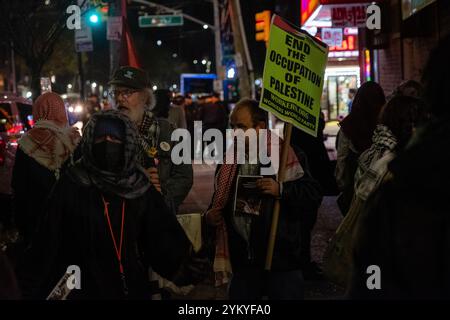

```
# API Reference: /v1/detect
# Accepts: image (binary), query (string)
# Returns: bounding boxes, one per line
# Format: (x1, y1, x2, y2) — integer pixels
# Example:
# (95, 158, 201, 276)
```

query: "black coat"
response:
(206, 147, 323, 273)
(16, 172, 191, 299)
(11, 148, 57, 246)
(349, 115, 450, 299)
(291, 119, 338, 196)
(0, 252, 20, 299)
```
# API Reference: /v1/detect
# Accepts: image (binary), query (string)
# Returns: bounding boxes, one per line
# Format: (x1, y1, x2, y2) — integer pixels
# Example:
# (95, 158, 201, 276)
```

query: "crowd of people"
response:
(326, 35, 450, 298)
(1, 34, 450, 300)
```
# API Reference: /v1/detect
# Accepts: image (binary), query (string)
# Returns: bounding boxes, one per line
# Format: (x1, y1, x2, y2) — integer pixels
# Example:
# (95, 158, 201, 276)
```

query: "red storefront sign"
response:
(329, 34, 356, 51)
(315, 34, 358, 51)
(301, 0, 375, 26)
(331, 5, 368, 27)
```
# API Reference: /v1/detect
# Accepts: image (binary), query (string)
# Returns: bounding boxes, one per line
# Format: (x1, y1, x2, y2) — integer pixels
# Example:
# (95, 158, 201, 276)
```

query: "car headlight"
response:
(68, 106, 74, 113)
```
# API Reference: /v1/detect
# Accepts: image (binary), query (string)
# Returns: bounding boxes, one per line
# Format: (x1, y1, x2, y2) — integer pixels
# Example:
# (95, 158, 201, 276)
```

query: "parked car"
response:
(0, 93, 33, 196)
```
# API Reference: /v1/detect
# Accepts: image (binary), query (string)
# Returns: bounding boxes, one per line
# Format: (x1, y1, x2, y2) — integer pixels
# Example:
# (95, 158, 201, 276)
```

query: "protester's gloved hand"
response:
(186, 255, 211, 284)
(171, 251, 212, 287)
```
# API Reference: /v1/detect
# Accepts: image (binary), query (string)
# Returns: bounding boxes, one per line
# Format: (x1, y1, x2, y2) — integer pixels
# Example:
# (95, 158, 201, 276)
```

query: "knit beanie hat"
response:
(94, 117, 126, 141)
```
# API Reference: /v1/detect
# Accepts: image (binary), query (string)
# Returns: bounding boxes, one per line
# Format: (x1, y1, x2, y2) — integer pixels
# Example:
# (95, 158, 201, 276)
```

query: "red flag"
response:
(119, 0, 141, 68)
(120, 19, 141, 68)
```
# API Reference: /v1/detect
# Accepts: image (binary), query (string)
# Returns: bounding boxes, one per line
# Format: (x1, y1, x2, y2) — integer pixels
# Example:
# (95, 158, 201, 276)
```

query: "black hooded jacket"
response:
(17, 111, 191, 299)
(349, 115, 450, 299)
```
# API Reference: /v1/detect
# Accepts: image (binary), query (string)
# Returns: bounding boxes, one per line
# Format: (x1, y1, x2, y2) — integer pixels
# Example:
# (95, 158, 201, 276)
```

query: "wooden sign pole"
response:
(265, 122, 293, 270)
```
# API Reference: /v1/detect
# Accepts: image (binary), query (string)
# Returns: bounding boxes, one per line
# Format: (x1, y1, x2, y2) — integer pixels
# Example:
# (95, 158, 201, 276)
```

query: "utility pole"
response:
(234, 0, 254, 98)
(10, 41, 17, 94)
(229, 0, 252, 98)
(78, 52, 85, 99)
(213, 0, 224, 90)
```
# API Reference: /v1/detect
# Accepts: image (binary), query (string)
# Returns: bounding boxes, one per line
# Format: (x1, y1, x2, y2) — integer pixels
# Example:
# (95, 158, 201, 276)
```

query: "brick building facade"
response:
(372, 0, 450, 95)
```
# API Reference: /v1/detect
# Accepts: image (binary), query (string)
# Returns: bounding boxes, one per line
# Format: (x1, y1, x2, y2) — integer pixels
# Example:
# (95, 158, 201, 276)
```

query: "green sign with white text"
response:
(139, 15, 184, 28)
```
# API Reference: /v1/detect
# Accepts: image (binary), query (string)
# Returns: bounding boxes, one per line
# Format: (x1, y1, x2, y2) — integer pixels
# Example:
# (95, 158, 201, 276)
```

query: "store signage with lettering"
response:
(321, 28, 343, 47)
(329, 34, 356, 51)
(331, 5, 368, 27)
(316, 34, 357, 52)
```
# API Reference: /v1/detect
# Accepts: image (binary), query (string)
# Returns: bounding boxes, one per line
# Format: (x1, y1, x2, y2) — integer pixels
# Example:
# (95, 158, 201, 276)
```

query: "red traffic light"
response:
(255, 10, 271, 42)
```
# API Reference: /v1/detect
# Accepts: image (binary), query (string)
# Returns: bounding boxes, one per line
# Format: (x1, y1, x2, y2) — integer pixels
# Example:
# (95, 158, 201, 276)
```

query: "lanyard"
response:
(101, 195, 128, 295)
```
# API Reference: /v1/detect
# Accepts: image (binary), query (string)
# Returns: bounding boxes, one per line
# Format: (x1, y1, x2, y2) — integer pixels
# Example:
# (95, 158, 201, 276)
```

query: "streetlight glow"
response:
(156, 40, 162, 46)
(203, 24, 208, 30)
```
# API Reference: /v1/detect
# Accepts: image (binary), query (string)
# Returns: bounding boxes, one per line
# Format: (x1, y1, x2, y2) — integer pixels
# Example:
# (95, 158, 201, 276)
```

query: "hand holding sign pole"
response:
(259, 15, 328, 271)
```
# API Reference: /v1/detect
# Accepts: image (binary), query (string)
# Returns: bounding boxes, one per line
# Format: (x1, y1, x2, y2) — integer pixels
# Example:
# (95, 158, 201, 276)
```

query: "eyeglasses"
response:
(108, 89, 139, 100)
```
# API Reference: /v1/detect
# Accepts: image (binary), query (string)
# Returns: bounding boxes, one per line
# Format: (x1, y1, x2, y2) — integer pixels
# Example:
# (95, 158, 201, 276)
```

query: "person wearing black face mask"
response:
(16, 110, 194, 299)
(92, 137, 124, 173)
(91, 118, 126, 173)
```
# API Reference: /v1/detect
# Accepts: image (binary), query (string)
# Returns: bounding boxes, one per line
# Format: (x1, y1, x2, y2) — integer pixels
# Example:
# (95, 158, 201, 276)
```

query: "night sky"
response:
(84, 0, 296, 90)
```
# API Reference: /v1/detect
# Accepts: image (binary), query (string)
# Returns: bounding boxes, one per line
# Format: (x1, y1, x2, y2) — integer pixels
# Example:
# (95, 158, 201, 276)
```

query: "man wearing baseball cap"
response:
(109, 66, 193, 212)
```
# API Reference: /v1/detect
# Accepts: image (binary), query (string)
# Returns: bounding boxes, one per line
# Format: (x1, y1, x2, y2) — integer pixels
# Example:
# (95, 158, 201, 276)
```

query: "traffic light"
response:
(255, 10, 271, 43)
(86, 0, 109, 26)
(88, 10, 100, 24)
(223, 79, 239, 102)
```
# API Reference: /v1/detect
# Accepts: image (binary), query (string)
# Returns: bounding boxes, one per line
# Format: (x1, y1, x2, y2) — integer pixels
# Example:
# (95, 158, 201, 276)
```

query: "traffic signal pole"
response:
(213, 0, 224, 87)
(234, 0, 255, 99)
(131, 0, 224, 90)
(229, 0, 252, 99)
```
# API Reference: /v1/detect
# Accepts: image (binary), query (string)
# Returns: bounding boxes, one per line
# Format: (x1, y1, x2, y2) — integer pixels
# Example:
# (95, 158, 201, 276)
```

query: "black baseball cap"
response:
(108, 66, 150, 89)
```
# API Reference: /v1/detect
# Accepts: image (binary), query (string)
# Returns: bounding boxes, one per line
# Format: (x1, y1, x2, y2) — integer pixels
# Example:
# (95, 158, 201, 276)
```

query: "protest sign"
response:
(260, 15, 328, 137)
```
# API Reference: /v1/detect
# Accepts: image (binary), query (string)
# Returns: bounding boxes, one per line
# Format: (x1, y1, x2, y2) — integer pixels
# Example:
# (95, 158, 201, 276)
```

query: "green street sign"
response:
(139, 15, 184, 27)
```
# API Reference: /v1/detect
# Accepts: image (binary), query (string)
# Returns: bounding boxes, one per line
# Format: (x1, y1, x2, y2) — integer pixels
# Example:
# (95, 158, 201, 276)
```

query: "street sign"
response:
(107, 16, 123, 41)
(138, 15, 184, 28)
(75, 19, 93, 52)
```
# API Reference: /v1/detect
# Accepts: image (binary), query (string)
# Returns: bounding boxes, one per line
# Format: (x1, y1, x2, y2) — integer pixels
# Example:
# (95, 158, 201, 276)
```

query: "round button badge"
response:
(160, 141, 171, 152)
